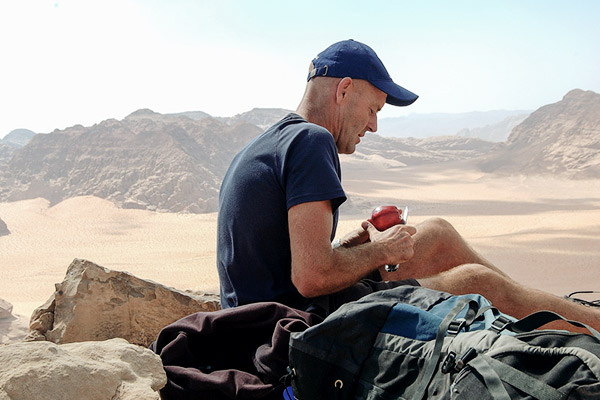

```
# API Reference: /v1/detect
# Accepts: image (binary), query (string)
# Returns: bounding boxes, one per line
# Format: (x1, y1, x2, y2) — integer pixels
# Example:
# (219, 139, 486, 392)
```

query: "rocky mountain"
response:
(0, 142, 14, 167)
(0, 109, 262, 212)
(0, 129, 37, 167)
(2, 128, 36, 147)
(223, 108, 291, 129)
(478, 89, 600, 178)
(350, 134, 497, 166)
(456, 113, 530, 142)
(378, 110, 531, 139)
(167, 110, 212, 120)
(169, 108, 291, 130)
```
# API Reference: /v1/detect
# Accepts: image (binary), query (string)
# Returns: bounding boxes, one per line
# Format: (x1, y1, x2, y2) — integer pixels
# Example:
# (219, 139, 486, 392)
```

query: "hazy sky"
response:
(1, 0, 599, 138)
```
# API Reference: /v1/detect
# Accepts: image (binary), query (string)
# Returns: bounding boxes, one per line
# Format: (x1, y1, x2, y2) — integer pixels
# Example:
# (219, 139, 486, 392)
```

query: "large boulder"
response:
(27, 258, 220, 346)
(0, 298, 29, 344)
(0, 338, 166, 399)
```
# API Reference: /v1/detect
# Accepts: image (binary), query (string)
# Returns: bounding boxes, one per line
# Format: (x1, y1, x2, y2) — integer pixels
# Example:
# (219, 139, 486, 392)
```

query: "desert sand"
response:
(1, 162, 599, 318)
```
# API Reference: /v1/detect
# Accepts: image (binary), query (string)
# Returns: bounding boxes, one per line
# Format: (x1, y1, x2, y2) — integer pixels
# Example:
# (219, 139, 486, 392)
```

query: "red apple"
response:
(368, 205, 404, 231)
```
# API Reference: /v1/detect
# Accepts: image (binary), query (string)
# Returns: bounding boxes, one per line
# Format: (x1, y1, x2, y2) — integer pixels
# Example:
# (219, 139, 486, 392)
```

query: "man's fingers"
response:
(362, 220, 416, 237)
(362, 220, 377, 233)
(341, 225, 370, 247)
(403, 225, 417, 236)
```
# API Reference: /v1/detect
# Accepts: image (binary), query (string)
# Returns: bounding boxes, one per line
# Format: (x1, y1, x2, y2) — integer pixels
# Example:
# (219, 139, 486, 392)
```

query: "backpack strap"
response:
(505, 310, 600, 339)
(468, 354, 568, 400)
(410, 298, 480, 399)
(467, 356, 512, 400)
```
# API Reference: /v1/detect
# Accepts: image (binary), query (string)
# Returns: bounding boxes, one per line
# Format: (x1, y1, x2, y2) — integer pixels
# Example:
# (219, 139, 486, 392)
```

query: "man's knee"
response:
(419, 217, 453, 232)
(415, 217, 466, 257)
(417, 217, 460, 241)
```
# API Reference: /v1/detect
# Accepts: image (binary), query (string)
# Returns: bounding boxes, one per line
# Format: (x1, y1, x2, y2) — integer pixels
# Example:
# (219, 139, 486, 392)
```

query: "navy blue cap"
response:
(307, 39, 418, 107)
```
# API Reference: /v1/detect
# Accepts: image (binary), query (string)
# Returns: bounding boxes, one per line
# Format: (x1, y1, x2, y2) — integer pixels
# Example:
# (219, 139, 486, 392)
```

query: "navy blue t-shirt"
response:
(217, 113, 347, 309)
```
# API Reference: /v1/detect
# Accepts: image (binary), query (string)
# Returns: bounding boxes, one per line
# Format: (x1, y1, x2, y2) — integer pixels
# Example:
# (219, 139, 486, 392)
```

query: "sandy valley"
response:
(1, 163, 599, 318)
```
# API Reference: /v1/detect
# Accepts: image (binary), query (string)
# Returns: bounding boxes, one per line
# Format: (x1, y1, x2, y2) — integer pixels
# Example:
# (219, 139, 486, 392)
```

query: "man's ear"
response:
(335, 77, 353, 104)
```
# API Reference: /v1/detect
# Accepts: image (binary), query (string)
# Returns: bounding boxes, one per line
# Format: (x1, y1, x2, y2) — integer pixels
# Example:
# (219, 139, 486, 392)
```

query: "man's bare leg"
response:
(419, 263, 600, 334)
(381, 217, 509, 281)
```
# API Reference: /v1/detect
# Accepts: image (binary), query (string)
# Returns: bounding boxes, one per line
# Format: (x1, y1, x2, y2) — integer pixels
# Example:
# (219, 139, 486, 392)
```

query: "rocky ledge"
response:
(0, 259, 221, 399)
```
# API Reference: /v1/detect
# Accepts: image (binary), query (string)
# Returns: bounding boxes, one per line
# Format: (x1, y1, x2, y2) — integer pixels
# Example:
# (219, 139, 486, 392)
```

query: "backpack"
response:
(287, 285, 600, 399)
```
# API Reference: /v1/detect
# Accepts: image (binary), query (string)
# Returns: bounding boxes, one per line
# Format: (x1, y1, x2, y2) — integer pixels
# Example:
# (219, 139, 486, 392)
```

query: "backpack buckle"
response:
(455, 348, 478, 371)
(491, 315, 512, 333)
(441, 351, 456, 374)
(447, 318, 468, 336)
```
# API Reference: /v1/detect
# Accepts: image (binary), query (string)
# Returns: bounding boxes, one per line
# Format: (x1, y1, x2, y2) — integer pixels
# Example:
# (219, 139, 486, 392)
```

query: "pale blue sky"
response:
(1, 0, 599, 137)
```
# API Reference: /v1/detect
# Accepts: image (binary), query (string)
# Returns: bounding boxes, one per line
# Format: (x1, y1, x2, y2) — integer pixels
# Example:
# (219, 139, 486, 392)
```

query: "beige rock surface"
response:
(0, 299, 29, 344)
(27, 258, 220, 346)
(0, 338, 166, 400)
(0, 298, 12, 319)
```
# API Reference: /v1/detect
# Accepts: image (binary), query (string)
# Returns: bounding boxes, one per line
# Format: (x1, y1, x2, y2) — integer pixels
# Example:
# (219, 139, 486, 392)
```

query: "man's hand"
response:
(289, 201, 418, 298)
(362, 220, 416, 266)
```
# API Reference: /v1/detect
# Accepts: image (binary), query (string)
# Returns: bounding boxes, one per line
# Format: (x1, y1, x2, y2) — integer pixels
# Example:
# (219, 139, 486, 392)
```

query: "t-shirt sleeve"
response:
(283, 127, 346, 211)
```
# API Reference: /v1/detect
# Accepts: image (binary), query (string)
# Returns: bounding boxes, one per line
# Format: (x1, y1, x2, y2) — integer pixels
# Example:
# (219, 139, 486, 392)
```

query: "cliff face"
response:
(0, 110, 262, 213)
(478, 89, 600, 178)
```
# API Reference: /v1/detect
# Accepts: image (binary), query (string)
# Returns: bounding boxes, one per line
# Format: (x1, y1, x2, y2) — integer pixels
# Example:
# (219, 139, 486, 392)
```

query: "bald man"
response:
(216, 40, 600, 333)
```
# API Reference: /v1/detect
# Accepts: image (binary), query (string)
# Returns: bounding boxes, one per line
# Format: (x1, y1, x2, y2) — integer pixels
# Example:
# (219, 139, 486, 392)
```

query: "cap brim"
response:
(372, 80, 418, 107)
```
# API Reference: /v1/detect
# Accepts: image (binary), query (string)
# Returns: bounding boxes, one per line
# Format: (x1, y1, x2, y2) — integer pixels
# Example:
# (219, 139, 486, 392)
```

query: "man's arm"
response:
(288, 200, 416, 298)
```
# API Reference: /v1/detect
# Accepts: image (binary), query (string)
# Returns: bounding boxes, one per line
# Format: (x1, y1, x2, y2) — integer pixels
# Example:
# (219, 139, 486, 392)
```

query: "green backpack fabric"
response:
(287, 285, 600, 400)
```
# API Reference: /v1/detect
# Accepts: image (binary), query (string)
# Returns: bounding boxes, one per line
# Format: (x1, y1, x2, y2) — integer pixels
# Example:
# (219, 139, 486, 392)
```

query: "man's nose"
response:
(367, 115, 378, 133)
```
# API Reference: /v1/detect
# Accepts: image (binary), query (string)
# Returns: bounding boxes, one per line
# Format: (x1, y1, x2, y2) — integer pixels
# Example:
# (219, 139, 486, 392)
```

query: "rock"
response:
(0, 217, 9, 237)
(27, 258, 220, 346)
(0, 298, 29, 344)
(0, 338, 166, 399)
(0, 299, 29, 344)
(0, 298, 12, 319)
(0, 315, 28, 344)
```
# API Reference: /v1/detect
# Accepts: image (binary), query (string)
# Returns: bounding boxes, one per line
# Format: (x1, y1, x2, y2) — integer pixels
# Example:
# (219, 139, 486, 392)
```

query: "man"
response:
(217, 39, 600, 332)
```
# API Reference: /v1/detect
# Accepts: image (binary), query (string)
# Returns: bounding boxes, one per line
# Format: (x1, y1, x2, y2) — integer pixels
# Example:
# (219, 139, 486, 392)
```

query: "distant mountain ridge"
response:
(456, 113, 530, 142)
(378, 110, 531, 140)
(168, 108, 291, 130)
(478, 89, 600, 178)
(0, 89, 597, 213)
(0, 129, 36, 168)
(0, 109, 262, 212)
(1, 129, 36, 147)
(348, 134, 496, 166)
(218, 108, 291, 129)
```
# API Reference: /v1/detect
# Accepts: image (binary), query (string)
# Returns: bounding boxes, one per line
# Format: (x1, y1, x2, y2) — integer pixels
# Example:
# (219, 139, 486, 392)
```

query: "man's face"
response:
(335, 80, 387, 155)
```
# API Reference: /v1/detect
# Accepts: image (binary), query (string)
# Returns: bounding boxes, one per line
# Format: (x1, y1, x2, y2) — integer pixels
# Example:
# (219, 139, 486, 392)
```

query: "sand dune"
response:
(1, 169, 599, 318)
(0, 197, 221, 317)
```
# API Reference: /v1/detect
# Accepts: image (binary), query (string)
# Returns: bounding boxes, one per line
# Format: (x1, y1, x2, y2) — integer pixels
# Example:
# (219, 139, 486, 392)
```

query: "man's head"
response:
(297, 40, 417, 154)
(307, 39, 418, 107)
